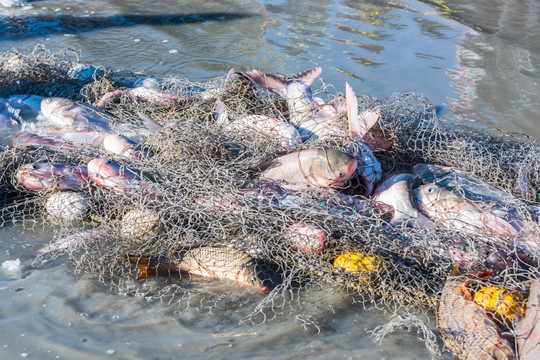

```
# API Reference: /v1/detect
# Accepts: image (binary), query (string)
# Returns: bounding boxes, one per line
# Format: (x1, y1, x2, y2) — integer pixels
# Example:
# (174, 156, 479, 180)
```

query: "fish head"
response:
(413, 184, 443, 213)
(15, 162, 87, 191)
(41, 97, 72, 118)
(16, 163, 56, 191)
(314, 148, 357, 188)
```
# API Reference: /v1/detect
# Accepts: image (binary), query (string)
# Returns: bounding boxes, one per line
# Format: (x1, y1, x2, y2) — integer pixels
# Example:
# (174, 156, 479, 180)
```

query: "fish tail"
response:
(290, 67, 322, 86)
(242, 70, 290, 93)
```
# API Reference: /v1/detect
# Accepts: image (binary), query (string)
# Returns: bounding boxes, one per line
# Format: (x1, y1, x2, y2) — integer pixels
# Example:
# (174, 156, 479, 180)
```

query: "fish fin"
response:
(138, 112, 163, 132)
(346, 82, 360, 138)
(450, 264, 461, 276)
(290, 67, 322, 87)
(252, 159, 280, 173)
(476, 270, 493, 280)
(123, 254, 157, 280)
(213, 99, 229, 124)
(242, 70, 290, 93)
(223, 68, 236, 89)
(461, 286, 473, 300)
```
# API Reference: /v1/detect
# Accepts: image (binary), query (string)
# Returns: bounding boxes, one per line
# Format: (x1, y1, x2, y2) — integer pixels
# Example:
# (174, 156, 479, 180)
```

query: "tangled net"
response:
(1, 46, 538, 359)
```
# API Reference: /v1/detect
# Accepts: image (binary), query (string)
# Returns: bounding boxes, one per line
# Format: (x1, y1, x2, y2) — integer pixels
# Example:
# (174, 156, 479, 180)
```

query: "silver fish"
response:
(41, 97, 114, 132)
(257, 147, 358, 191)
(213, 99, 302, 149)
(372, 173, 436, 229)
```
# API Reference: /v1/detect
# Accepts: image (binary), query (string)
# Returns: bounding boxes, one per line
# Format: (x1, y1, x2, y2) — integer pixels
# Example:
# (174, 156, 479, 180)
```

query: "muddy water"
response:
(0, 0, 538, 359)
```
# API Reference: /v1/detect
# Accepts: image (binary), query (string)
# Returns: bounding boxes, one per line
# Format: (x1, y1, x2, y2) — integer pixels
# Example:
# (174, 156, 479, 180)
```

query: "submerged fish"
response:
(40, 97, 114, 132)
(125, 246, 272, 293)
(35, 227, 111, 263)
(437, 269, 515, 360)
(516, 280, 540, 360)
(372, 173, 436, 229)
(257, 147, 357, 190)
(16, 162, 89, 192)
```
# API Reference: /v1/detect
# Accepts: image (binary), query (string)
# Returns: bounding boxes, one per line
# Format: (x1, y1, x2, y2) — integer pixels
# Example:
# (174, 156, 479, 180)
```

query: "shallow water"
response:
(0, 0, 539, 359)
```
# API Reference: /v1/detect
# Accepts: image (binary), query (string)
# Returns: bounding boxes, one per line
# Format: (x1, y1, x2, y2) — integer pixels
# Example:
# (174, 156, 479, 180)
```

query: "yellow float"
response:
(473, 286, 526, 327)
(333, 252, 384, 282)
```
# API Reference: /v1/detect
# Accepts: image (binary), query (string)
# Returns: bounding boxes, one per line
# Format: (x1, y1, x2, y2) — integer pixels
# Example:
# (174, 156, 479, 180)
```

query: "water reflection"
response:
(441, 0, 540, 136)
(0, 12, 255, 40)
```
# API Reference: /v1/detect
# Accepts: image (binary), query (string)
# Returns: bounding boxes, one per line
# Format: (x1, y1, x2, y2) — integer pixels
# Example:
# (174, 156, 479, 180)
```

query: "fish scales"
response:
(437, 277, 515, 360)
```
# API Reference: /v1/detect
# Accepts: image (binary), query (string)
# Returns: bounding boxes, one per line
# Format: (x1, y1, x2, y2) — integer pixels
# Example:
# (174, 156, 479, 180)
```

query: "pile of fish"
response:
(1, 58, 539, 360)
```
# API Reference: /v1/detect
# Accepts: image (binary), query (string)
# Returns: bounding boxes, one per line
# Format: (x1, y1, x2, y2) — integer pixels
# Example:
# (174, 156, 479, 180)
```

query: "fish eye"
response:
(106, 160, 113, 164)
(338, 172, 344, 177)
(46, 98, 51, 103)
(32, 164, 38, 170)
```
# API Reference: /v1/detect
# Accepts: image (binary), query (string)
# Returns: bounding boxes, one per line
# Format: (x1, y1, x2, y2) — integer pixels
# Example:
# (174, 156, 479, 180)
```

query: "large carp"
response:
(125, 246, 272, 293)
(16, 162, 89, 192)
(40, 97, 114, 132)
(256, 147, 357, 191)
(437, 269, 515, 360)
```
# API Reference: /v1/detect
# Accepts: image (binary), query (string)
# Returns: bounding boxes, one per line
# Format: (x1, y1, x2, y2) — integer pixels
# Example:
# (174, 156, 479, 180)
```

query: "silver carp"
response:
(257, 147, 357, 191)
(372, 173, 436, 229)
(87, 158, 157, 196)
(213, 99, 302, 149)
(16, 162, 89, 192)
(242, 67, 346, 141)
(40, 97, 114, 132)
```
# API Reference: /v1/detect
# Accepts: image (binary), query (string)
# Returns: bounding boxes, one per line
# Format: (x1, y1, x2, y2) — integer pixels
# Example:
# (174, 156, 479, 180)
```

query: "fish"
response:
(242, 67, 347, 141)
(124, 246, 272, 294)
(40, 97, 114, 132)
(437, 268, 515, 360)
(15, 162, 89, 192)
(346, 83, 382, 196)
(372, 173, 437, 229)
(256, 147, 357, 191)
(412, 164, 525, 208)
(95, 87, 180, 108)
(87, 158, 156, 196)
(15, 129, 149, 160)
(516, 280, 540, 360)
(413, 183, 521, 237)
(13, 131, 80, 151)
(213, 99, 302, 149)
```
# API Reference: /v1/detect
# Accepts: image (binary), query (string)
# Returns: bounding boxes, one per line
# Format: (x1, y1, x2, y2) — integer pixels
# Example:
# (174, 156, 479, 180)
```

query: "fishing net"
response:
(0, 46, 538, 359)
